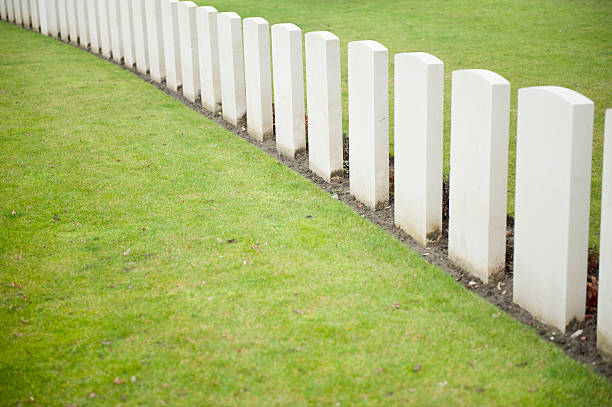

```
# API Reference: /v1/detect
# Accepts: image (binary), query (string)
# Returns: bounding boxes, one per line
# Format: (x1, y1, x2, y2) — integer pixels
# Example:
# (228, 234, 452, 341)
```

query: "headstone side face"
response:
(243, 17, 273, 139)
(196, 6, 220, 112)
(178, 1, 200, 102)
(447, 69, 510, 283)
(120, 0, 135, 67)
(97, 0, 111, 58)
(162, 0, 181, 91)
(305, 31, 343, 182)
(394, 52, 444, 245)
(513, 86, 593, 332)
(145, 0, 165, 82)
(108, 0, 123, 63)
(131, 0, 149, 74)
(217, 12, 246, 125)
(271, 23, 306, 158)
(348, 40, 389, 210)
(597, 109, 612, 358)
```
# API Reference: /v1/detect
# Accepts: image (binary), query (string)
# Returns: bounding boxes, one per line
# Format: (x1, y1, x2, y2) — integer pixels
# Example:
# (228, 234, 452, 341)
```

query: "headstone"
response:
(348, 40, 389, 210)
(57, 0, 69, 40)
(120, 0, 134, 67)
(97, 0, 111, 58)
(145, 0, 164, 82)
(44, 0, 59, 37)
(513, 86, 594, 332)
(178, 1, 199, 102)
(14, 0, 23, 26)
(271, 23, 306, 158)
(76, 0, 88, 48)
(21, 0, 30, 27)
(448, 69, 510, 283)
(243, 17, 272, 138)
(305, 31, 342, 182)
(162, 0, 181, 91)
(6, 0, 14, 23)
(394, 52, 444, 245)
(599, 109, 612, 358)
(86, 0, 99, 52)
(66, 0, 78, 44)
(0, 0, 6, 21)
(131, 0, 148, 74)
(38, 0, 48, 34)
(107, 0, 122, 63)
(217, 12, 246, 125)
(196, 5, 220, 112)
(29, 0, 39, 31)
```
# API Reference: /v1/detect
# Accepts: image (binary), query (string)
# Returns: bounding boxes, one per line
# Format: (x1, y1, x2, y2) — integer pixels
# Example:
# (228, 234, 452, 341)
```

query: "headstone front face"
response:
(38, 0, 48, 34)
(57, 0, 69, 40)
(15, 0, 24, 26)
(120, 0, 135, 67)
(0, 1, 6, 21)
(243, 16, 272, 138)
(29, 0, 39, 31)
(513, 86, 594, 333)
(162, 0, 181, 91)
(178, 1, 199, 102)
(66, 0, 78, 44)
(20, 0, 29, 27)
(107, 0, 122, 63)
(217, 12, 246, 125)
(76, 0, 89, 48)
(6, 0, 14, 23)
(305, 31, 343, 183)
(45, 0, 59, 37)
(348, 40, 389, 210)
(97, 0, 111, 58)
(448, 69, 510, 283)
(131, 0, 149, 74)
(145, 0, 164, 82)
(86, 0, 99, 52)
(271, 23, 306, 158)
(394, 52, 444, 245)
(196, 6, 220, 112)
(599, 109, 612, 358)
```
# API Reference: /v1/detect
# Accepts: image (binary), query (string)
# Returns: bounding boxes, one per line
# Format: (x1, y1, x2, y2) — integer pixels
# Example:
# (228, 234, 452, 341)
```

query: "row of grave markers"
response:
(2, 0, 611, 359)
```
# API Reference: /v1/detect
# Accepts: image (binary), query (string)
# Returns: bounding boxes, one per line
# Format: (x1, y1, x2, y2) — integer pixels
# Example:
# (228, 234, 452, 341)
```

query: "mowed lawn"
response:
(0, 20, 611, 407)
(201, 0, 612, 248)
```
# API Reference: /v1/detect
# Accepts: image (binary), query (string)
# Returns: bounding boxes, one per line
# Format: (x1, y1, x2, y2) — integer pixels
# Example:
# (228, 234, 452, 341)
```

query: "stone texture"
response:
(145, 0, 164, 82)
(348, 40, 389, 210)
(119, 0, 134, 67)
(217, 12, 246, 125)
(178, 1, 199, 102)
(76, 0, 89, 48)
(131, 0, 149, 74)
(162, 0, 181, 91)
(196, 6, 220, 112)
(66, 0, 78, 44)
(599, 108, 612, 358)
(394, 52, 444, 245)
(97, 0, 111, 57)
(513, 86, 594, 333)
(448, 69, 510, 283)
(271, 23, 306, 158)
(107, 0, 122, 63)
(305, 31, 342, 183)
(243, 17, 272, 140)
(86, 0, 99, 52)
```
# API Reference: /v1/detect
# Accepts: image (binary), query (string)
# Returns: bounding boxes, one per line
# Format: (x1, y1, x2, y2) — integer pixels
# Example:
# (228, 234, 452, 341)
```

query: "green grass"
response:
(1, 19, 611, 407)
(199, 0, 612, 248)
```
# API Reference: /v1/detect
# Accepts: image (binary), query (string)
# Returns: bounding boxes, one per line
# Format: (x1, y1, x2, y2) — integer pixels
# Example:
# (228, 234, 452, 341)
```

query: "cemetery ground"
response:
(1, 20, 612, 407)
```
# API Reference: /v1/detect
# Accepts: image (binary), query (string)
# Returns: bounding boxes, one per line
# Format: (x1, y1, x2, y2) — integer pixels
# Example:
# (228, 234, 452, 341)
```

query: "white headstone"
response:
(448, 69, 510, 283)
(243, 17, 272, 139)
(348, 40, 389, 210)
(131, 0, 148, 74)
(162, 0, 181, 91)
(145, 0, 164, 82)
(66, 0, 78, 44)
(305, 31, 343, 182)
(6, 0, 14, 23)
(44, 0, 59, 37)
(75, 0, 89, 48)
(599, 109, 612, 358)
(217, 12, 246, 125)
(0, 0, 6, 21)
(15, 0, 24, 26)
(178, 1, 199, 102)
(97, 0, 111, 58)
(271, 23, 306, 158)
(20, 0, 30, 27)
(57, 0, 69, 40)
(119, 0, 134, 67)
(513, 86, 594, 332)
(196, 6, 220, 112)
(38, 0, 48, 34)
(394, 52, 444, 245)
(29, 0, 39, 31)
(107, 0, 122, 63)
(86, 0, 99, 52)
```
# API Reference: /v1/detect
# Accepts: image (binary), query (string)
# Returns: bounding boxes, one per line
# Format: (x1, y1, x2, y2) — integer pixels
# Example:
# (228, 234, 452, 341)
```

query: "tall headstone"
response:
(29, 0, 39, 31)
(348, 40, 389, 210)
(131, 0, 149, 73)
(76, 0, 89, 48)
(97, 0, 111, 58)
(20, 0, 30, 27)
(196, 6, 220, 112)
(599, 109, 612, 358)
(44, 0, 59, 37)
(178, 1, 199, 102)
(57, 0, 69, 40)
(6, 0, 14, 23)
(162, 0, 181, 91)
(38, 0, 48, 34)
(120, 0, 134, 67)
(243, 17, 273, 140)
(0, 0, 6, 21)
(145, 0, 164, 82)
(394, 52, 444, 245)
(513, 86, 594, 332)
(271, 23, 306, 157)
(217, 12, 246, 125)
(448, 69, 510, 283)
(107, 0, 122, 62)
(305, 31, 342, 182)
(86, 0, 99, 52)
(66, 0, 78, 44)
(15, 0, 24, 26)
